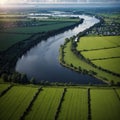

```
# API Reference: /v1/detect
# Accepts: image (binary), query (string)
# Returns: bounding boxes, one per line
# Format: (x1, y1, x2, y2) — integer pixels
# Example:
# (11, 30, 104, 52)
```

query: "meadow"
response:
(0, 84, 120, 120)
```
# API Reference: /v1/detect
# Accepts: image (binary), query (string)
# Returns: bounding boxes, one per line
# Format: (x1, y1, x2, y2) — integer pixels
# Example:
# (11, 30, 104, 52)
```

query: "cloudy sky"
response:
(0, 0, 120, 5)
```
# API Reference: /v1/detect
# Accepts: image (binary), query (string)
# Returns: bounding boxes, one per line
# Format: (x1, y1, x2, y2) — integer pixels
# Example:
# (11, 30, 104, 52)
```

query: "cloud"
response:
(2, 0, 120, 4)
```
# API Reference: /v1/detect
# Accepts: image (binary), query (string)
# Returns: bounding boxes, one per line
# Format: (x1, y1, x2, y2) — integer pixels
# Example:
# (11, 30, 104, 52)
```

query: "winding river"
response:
(16, 14, 105, 84)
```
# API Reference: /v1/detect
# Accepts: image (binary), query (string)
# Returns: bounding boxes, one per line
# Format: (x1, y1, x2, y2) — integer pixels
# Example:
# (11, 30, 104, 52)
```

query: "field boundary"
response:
(0, 84, 13, 97)
(20, 87, 42, 120)
(55, 87, 67, 120)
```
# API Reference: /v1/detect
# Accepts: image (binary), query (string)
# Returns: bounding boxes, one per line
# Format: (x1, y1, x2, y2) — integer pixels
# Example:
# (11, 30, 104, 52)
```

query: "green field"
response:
(93, 58, 120, 74)
(77, 36, 120, 51)
(0, 18, 78, 51)
(0, 86, 38, 120)
(4, 22, 76, 34)
(81, 47, 120, 60)
(91, 89, 120, 120)
(77, 36, 120, 75)
(58, 88, 88, 120)
(116, 89, 120, 97)
(61, 40, 120, 83)
(0, 84, 120, 120)
(0, 84, 10, 95)
(0, 33, 30, 51)
(25, 87, 63, 120)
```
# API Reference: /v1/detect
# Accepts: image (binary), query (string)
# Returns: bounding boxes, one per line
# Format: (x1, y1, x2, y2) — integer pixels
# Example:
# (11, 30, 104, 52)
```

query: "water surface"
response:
(16, 14, 105, 84)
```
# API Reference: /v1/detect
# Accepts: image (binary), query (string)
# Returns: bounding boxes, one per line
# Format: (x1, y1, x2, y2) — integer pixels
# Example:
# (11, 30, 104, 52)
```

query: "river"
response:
(15, 14, 105, 84)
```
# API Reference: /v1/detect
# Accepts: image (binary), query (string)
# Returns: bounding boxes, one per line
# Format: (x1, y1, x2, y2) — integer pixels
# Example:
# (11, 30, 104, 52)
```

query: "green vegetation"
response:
(91, 89, 120, 120)
(0, 84, 120, 120)
(0, 84, 10, 95)
(82, 48, 120, 60)
(0, 16, 79, 51)
(116, 89, 120, 97)
(93, 58, 120, 75)
(59, 39, 120, 84)
(0, 86, 38, 120)
(58, 88, 88, 120)
(77, 36, 120, 74)
(77, 36, 120, 51)
(25, 88, 63, 120)
(0, 33, 30, 51)
(5, 22, 76, 34)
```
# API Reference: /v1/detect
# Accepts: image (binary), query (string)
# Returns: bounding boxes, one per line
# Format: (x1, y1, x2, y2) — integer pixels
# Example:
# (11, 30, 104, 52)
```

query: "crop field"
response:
(25, 87, 64, 120)
(0, 33, 30, 51)
(58, 88, 88, 120)
(4, 22, 76, 34)
(81, 47, 120, 60)
(77, 36, 120, 51)
(93, 58, 120, 74)
(0, 86, 38, 120)
(116, 89, 120, 97)
(73, 36, 120, 81)
(0, 84, 120, 120)
(0, 84, 10, 95)
(0, 17, 78, 51)
(91, 89, 120, 120)
(62, 41, 120, 83)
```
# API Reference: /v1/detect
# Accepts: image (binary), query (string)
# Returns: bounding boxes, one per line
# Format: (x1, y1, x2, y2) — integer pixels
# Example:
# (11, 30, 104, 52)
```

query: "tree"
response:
(20, 74, 29, 84)
(1, 73, 8, 82)
(30, 77, 36, 84)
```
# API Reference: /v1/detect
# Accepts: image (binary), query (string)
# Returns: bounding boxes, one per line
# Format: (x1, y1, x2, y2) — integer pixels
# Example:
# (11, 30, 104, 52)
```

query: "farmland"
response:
(0, 86, 38, 120)
(0, 84, 120, 120)
(91, 89, 120, 120)
(0, 84, 10, 95)
(77, 36, 120, 75)
(60, 40, 120, 84)
(25, 88, 63, 120)
(58, 88, 88, 120)
(0, 14, 79, 51)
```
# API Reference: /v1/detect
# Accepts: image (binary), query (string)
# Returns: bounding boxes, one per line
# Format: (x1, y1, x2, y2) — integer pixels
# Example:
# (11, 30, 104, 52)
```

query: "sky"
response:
(0, 0, 120, 4)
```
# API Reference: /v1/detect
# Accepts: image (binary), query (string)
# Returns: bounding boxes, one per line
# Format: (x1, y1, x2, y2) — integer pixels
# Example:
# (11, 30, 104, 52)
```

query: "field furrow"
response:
(25, 87, 64, 120)
(58, 88, 88, 120)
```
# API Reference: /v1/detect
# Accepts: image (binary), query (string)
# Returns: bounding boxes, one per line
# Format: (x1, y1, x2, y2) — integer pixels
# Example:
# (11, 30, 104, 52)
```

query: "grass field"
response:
(0, 84, 10, 95)
(77, 36, 120, 51)
(58, 88, 88, 120)
(81, 47, 120, 60)
(91, 89, 120, 120)
(93, 58, 120, 74)
(77, 36, 120, 75)
(62, 41, 120, 83)
(0, 84, 120, 120)
(25, 87, 64, 120)
(0, 86, 38, 120)
(116, 89, 120, 97)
